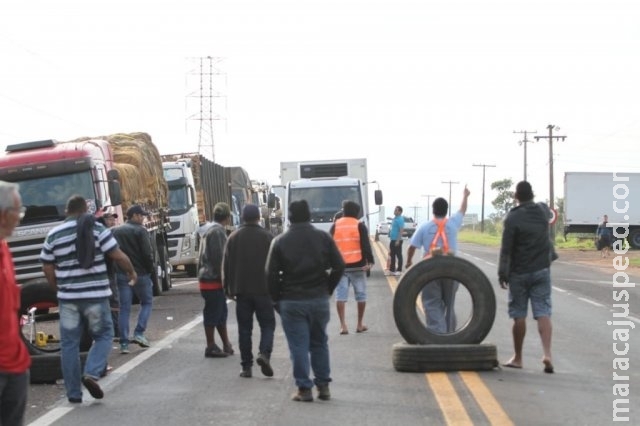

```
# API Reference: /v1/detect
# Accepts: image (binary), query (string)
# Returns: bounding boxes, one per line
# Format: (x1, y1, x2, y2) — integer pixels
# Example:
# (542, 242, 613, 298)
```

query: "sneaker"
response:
(81, 376, 104, 399)
(393, 271, 402, 276)
(384, 271, 393, 276)
(291, 387, 313, 402)
(204, 344, 228, 358)
(317, 384, 331, 401)
(239, 367, 252, 378)
(120, 343, 130, 354)
(68, 397, 82, 404)
(256, 353, 274, 377)
(133, 334, 150, 348)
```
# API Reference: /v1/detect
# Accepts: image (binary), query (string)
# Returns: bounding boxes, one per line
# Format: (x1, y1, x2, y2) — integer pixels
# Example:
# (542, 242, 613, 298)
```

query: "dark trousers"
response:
(389, 240, 404, 272)
(0, 370, 29, 426)
(235, 294, 276, 368)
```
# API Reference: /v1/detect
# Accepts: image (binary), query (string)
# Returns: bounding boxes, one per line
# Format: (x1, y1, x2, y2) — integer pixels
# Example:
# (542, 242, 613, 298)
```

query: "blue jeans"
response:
(117, 272, 153, 344)
(59, 298, 113, 400)
(236, 294, 276, 368)
(278, 296, 332, 389)
(508, 268, 552, 319)
(335, 270, 367, 302)
(421, 279, 459, 334)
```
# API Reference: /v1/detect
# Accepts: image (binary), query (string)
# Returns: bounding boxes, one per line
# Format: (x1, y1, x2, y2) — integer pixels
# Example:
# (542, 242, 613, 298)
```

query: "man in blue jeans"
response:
(112, 205, 156, 354)
(41, 195, 136, 402)
(266, 200, 345, 402)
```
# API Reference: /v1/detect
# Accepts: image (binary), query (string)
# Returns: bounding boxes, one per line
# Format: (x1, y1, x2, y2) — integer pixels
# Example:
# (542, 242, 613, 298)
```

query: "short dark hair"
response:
(432, 197, 448, 218)
(66, 195, 87, 215)
(289, 200, 311, 223)
(342, 200, 360, 218)
(213, 202, 231, 222)
(395, 206, 403, 213)
(515, 181, 534, 202)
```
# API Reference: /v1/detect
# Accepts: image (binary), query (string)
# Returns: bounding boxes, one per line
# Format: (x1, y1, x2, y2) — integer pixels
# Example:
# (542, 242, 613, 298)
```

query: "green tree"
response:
(491, 178, 514, 219)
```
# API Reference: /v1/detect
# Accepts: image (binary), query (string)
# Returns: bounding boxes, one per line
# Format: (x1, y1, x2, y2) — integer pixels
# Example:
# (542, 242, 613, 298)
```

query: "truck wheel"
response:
(392, 342, 498, 372)
(628, 229, 640, 249)
(30, 352, 89, 384)
(185, 264, 198, 278)
(393, 256, 496, 345)
(160, 246, 172, 291)
(152, 246, 163, 297)
(20, 280, 92, 355)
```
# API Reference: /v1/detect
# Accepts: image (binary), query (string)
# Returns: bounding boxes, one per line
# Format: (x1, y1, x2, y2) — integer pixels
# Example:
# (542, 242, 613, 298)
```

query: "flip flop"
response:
(502, 362, 522, 369)
(340, 330, 349, 335)
(356, 326, 368, 333)
(543, 359, 554, 374)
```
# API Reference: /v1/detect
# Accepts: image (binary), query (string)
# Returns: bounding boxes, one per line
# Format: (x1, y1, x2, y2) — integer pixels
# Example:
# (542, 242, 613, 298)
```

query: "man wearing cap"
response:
(198, 202, 234, 357)
(223, 204, 275, 378)
(112, 205, 155, 354)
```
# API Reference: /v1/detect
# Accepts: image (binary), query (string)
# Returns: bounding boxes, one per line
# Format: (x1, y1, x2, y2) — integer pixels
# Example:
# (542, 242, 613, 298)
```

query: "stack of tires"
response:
(392, 256, 499, 372)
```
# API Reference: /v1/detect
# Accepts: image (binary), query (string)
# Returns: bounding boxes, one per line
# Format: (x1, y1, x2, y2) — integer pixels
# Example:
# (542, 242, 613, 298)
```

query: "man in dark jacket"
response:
(266, 200, 345, 402)
(198, 202, 234, 358)
(498, 181, 555, 373)
(112, 205, 155, 354)
(330, 200, 374, 335)
(223, 204, 275, 378)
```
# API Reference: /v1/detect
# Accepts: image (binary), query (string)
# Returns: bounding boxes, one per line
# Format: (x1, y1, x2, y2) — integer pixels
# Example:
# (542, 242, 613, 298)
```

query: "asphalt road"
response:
(24, 237, 640, 425)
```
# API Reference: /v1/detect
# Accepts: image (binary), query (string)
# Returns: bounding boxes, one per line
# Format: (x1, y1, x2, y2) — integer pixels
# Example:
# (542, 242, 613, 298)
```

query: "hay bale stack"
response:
(64, 132, 167, 213)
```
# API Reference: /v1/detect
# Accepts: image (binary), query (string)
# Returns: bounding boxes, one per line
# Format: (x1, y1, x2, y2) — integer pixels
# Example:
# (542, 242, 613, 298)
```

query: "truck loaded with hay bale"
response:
(161, 153, 236, 276)
(0, 131, 172, 301)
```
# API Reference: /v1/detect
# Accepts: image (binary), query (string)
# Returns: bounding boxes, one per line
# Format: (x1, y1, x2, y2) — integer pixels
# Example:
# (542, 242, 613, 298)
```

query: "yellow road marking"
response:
(459, 372, 514, 426)
(427, 373, 473, 426)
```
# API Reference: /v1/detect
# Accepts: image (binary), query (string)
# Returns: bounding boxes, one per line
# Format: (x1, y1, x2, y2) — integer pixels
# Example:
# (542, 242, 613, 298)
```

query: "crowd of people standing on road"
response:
(5, 175, 564, 422)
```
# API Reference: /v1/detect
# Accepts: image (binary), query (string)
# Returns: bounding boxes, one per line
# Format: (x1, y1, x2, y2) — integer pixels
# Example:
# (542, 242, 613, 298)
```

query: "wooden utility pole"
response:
(513, 130, 537, 181)
(534, 124, 566, 240)
(441, 181, 459, 218)
(472, 163, 496, 233)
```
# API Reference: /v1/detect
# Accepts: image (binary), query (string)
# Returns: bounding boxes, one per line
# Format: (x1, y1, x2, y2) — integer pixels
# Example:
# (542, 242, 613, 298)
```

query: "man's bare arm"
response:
(42, 263, 57, 291)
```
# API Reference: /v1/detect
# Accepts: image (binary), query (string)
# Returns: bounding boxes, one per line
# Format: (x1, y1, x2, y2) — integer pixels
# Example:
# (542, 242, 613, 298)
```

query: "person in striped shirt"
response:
(40, 195, 136, 403)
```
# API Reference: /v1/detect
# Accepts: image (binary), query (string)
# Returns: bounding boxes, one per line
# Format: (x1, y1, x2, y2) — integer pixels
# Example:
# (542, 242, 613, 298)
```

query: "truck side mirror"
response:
(374, 189, 383, 205)
(267, 193, 276, 208)
(107, 169, 122, 206)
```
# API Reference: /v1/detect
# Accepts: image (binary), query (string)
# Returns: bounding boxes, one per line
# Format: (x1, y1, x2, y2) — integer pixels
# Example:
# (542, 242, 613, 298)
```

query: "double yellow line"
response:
(371, 239, 513, 426)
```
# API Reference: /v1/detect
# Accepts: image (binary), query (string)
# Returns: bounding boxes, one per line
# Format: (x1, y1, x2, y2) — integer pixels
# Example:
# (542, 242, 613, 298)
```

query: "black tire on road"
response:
(152, 246, 163, 297)
(30, 352, 88, 384)
(628, 228, 640, 250)
(393, 256, 496, 345)
(392, 342, 498, 372)
(160, 245, 172, 292)
(20, 280, 92, 355)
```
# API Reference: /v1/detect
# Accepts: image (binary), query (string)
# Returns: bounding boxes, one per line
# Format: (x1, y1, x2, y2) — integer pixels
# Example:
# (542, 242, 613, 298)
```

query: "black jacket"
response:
(223, 223, 274, 298)
(266, 222, 345, 302)
(498, 201, 552, 279)
(112, 221, 154, 275)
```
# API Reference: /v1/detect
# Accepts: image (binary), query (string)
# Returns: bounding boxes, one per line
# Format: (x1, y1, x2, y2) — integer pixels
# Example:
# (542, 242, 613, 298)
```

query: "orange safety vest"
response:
(424, 218, 449, 259)
(333, 217, 363, 264)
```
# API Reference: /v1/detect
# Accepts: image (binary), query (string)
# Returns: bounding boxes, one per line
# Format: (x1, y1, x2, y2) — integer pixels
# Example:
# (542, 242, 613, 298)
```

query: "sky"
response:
(1, 0, 639, 224)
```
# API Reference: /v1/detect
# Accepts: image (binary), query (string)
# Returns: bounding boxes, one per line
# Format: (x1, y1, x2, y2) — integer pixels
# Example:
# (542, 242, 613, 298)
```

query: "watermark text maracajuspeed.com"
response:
(609, 173, 634, 422)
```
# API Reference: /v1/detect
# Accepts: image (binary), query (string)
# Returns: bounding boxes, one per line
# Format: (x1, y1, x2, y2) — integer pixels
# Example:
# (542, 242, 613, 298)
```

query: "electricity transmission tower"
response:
(186, 56, 227, 161)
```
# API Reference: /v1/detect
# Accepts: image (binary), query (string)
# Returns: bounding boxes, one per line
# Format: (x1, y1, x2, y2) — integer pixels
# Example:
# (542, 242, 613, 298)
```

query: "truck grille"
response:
(7, 236, 47, 284)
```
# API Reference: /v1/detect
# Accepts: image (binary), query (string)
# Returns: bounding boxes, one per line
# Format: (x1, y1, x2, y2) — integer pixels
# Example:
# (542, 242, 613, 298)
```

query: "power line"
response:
(441, 181, 459, 218)
(534, 124, 567, 241)
(472, 164, 496, 233)
(513, 130, 537, 181)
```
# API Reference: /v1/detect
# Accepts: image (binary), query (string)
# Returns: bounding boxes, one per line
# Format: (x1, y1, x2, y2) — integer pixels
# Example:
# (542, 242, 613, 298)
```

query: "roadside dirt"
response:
(556, 248, 640, 270)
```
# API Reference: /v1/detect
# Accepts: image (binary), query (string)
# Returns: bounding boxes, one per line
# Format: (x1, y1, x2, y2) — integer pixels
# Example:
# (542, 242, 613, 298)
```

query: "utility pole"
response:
(441, 181, 459, 218)
(409, 204, 420, 221)
(513, 130, 537, 181)
(421, 194, 435, 220)
(534, 124, 566, 241)
(472, 163, 496, 233)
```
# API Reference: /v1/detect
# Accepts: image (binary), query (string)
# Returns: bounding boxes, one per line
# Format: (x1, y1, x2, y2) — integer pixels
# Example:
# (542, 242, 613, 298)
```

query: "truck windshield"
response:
(19, 171, 95, 224)
(289, 185, 363, 224)
(167, 187, 189, 215)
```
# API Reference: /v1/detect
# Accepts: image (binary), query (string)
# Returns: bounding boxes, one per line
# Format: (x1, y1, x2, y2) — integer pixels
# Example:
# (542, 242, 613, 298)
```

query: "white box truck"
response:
(564, 171, 640, 248)
(278, 158, 382, 233)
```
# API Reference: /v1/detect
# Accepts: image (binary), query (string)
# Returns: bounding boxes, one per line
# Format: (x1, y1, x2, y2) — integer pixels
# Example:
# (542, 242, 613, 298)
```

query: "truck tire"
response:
(185, 264, 198, 278)
(628, 229, 640, 249)
(30, 352, 89, 384)
(393, 256, 496, 345)
(20, 280, 92, 355)
(160, 246, 172, 292)
(152, 245, 163, 297)
(392, 342, 498, 372)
